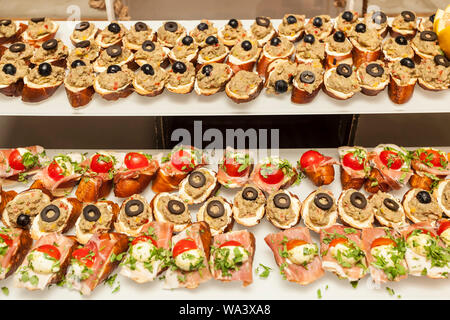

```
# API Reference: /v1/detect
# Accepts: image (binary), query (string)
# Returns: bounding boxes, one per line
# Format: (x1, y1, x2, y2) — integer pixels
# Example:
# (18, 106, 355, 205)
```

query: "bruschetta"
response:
(0, 19, 27, 45)
(114, 194, 153, 237)
(151, 192, 191, 233)
(266, 190, 301, 229)
(217, 147, 253, 189)
(402, 188, 441, 225)
(179, 167, 219, 205)
(298, 150, 337, 187)
(409, 148, 450, 191)
(70, 21, 99, 46)
(0, 146, 47, 184)
(300, 189, 338, 233)
(337, 189, 374, 229)
(197, 196, 233, 236)
(436, 179, 450, 218)
(338, 146, 369, 190)
(22, 17, 58, 47)
(250, 157, 298, 194)
(369, 191, 408, 228)
(0, 227, 32, 280)
(95, 22, 126, 49)
(232, 184, 266, 227)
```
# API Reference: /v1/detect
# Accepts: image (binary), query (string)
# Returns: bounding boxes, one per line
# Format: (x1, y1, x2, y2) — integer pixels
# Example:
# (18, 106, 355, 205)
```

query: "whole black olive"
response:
(9, 42, 26, 53)
(420, 31, 437, 42)
(228, 19, 239, 29)
(241, 40, 252, 51)
(107, 22, 121, 34)
(106, 45, 122, 57)
(134, 22, 148, 32)
(38, 63, 52, 77)
(270, 37, 281, 46)
(256, 16, 270, 27)
(201, 64, 213, 76)
(274, 80, 288, 93)
(336, 63, 352, 78)
(172, 61, 187, 74)
(313, 16, 323, 28)
(2, 63, 16, 76)
(75, 21, 90, 32)
(206, 200, 225, 218)
(107, 65, 121, 74)
(333, 31, 345, 42)
(197, 22, 209, 31)
(42, 39, 58, 51)
(400, 57, 415, 69)
(286, 15, 297, 24)
(372, 11, 387, 25)
(141, 64, 155, 76)
(416, 190, 431, 204)
(31, 17, 45, 23)
(164, 21, 178, 32)
(205, 35, 218, 45)
(434, 55, 450, 67)
(366, 63, 384, 77)
(70, 59, 86, 68)
(401, 10, 416, 22)
(355, 23, 367, 33)
(16, 214, 31, 227)
(75, 40, 91, 48)
(303, 34, 315, 44)
(350, 191, 367, 209)
(0, 19, 12, 26)
(300, 70, 315, 84)
(342, 11, 354, 22)
(429, 14, 435, 23)
(395, 35, 408, 45)
(141, 40, 155, 52)
(124, 199, 145, 217)
(181, 35, 194, 46)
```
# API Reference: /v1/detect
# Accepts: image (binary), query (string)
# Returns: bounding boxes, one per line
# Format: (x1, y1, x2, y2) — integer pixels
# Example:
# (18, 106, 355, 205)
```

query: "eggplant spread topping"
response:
(79, 202, 113, 233)
(235, 184, 266, 218)
(38, 199, 70, 232)
(203, 197, 229, 231)
(407, 189, 440, 222)
(266, 191, 297, 226)
(119, 195, 152, 229)
(308, 191, 336, 226)
(6, 190, 51, 228)
(369, 191, 403, 223)
(342, 190, 372, 222)
(157, 195, 190, 224)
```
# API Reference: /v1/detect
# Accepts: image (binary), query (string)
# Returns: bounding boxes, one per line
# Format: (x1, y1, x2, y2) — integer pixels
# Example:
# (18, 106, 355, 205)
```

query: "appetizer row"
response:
(0, 12, 448, 107)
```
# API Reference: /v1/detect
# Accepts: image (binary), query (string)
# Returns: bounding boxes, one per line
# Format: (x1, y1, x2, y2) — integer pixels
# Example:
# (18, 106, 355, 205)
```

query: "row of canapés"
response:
(0, 12, 448, 107)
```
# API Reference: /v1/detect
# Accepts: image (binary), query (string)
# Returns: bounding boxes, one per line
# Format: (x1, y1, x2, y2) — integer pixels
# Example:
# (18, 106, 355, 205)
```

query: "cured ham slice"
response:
(0, 227, 33, 280)
(120, 221, 174, 283)
(338, 146, 369, 190)
(249, 157, 298, 194)
(264, 227, 324, 285)
(361, 227, 408, 284)
(164, 222, 212, 289)
(410, 148, 450, 190)
(0, 146, 46, 180)
(299, 150, 338, 187)
(217, 147, 253, 188)
(210, 230, 255, 286)
(320, 224, 368, 281)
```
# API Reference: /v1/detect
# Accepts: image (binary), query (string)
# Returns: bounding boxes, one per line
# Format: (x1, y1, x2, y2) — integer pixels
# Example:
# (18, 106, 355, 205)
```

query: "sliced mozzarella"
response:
(406, 233, 433, 256)
(370, 245, 396, 268)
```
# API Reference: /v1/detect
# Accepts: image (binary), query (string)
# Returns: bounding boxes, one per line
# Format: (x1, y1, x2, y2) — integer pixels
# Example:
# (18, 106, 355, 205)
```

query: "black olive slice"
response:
(228, 19, 239, 28)
(202, 64, 213, 76)
(134, 22, 148, 32)
(172, 61, 187, 74)
(383, 198, 399, 211)
(300, 70, 315, 84)
(400, 57, 415, 69)
(107, 65, 121, 74)
(242, 187, 258, 201)
(333, 31, 345, 42)
(314, 193, 333, 210)
(164, 21, 178, 32)
(434, 55, 450, 67)
(366, 63, 384, 77)
(31, 17, 45, 23)
(167, 199, 185, 215)
(107, 22, 121, 34)
(241, 40, 252, 51)
(206, 200, 225, 218)
(256, 17, 270, 27)
(40, 204, 60, 223)
(125, 199, 145, 217)
(2, 63, 16, 76)
(106, 45, 122, 57)
(270, 37, 281, 46)
(75, 40, 91, 48)
(75, 21, 90, 32)
(70, 59, 86, 68)
(83, 204, 101, 222)
(312, 17, 323, 28)
(420, 31, 437, 42)
(197, 22, 209, 31)
(188, 171, 206, 188)
(342, 11, 354, 22)
(9, 42, 26, 53)
(0, 19, 11, 26)
(336, 63, 352, 78)
(142, 40, 155, 52)
(17, 214, 31, 227)
(416, 190, 431, 204)
(355, 23, 367, 33)
(350, 191, 367, 209)
(181, 35, 194, 46)
(273, 193, 291, 209)
(395, 35, 408, 45)
(286, 15, 297, 24)
(38, 63, 52, 77)
(141, 64, 155, 76)
(274, 80, 288, 93)
(401, 11, 416, 22)
(429, 14, 436, 23)
(372, 11, 387, 25)
(303, 34, 315, 44)
(42, 39, 58, 51)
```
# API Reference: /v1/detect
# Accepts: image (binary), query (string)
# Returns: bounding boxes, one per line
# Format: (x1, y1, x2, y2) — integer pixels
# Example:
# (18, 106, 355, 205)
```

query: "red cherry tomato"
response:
(36, 244, 61, 260)
(72, 247, 97, 268)
(223, 157, 247, 177)
(299, 150, 324, 169)
(407, 228, 436, 239)
(0, 234, 12, 247)
(379, 150, 403, 170)
(328, 238, 348, 248)
(47, 160, 65, 181)
(219, 240, 243, 248)
(258, 164, 284, 185)
(90, 154, 113, 173)
(171, 150, 196, 173)
(343, 152, 365, 171)
(8, 149, 25, 171)
(124, 152, 149, 170)
(132, 235, 157, 247)
(437, 220, 450, 236)
(419, 149, 446, 168)
(172, 238, 197, 258)
(370, 237, 397, 249)
(286, 239, 308, 251)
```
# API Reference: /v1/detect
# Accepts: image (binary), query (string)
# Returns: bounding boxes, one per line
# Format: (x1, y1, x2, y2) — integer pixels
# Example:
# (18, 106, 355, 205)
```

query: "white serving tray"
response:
(1, 147, 449, 300)
(0, 20, 449, 116)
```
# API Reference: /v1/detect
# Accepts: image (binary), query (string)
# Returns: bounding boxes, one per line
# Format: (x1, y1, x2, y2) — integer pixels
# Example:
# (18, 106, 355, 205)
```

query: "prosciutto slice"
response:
(264, 227, 324, 285)
(411, 148, 450, 177)
(361, 227, 408, 284)
(0, 228, 32, 280)
(368, 144, 412, 189)
(0, 145, 46, 178)
(217, 147, 252, 188)
(303, 154, 339, 172)
(113, 158, 160, 184)
(211, 230, 255, 286)
(249, 162, 298, 194)
(320, 225, 367, 281)
(338, 146, 368, 179)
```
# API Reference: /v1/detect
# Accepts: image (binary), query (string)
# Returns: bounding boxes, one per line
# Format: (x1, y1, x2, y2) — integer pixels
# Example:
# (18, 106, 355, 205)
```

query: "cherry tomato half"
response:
(258, 164, 284, 185)
(343, 152, 365, 171)
(132, 235, 157, 247)
(419, 149, 446, 168)
(299, 150, 324, 169)
(172, 238, 197, 258)
(36, 244, 61, 260)
(437, 220, 450, 236)
(48, 160, 65, 181)
(171, 149, 196, 173)
(8, 149, 25, 171)
(219, 240, 243, 248)
(370, 237, 397, 249)
(379, 150, 403, 170)
(328, 237, 348, 248)
(0, 234, 12, 247)
(90, 154, 113, 173)
(223, 157, 248, 177)
(72, 247, 97, 268)
(286, 239, 308, 251)
(124, 152, 149, 170)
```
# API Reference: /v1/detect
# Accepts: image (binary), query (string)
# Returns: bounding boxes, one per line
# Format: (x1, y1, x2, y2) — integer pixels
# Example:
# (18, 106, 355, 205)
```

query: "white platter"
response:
(0, 147, 449, 300)
(0, 20, 449, 116)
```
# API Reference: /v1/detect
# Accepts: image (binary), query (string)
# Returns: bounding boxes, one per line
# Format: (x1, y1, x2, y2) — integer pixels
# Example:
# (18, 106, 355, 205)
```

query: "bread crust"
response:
(64, 84, 95, 108)
(364, 168, 392, 193)
(340, 167, 365, 190)
(0, 79, 24, 97)
(304, 165, 335, 187)
(114, 172, 155, 198)
(388, 77, 416, 104)
(2, 229, 33, 279)
(76, 177, 113, 203)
